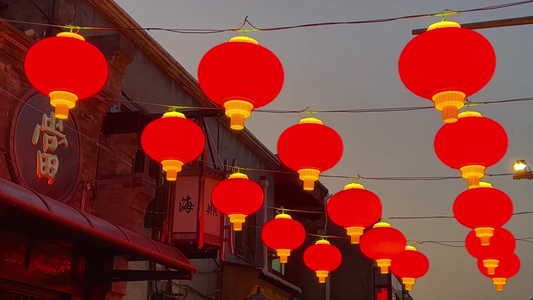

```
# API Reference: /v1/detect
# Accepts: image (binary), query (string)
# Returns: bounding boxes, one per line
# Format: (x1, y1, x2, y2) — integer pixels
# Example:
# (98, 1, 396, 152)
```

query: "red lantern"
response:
(261, 213, 306, 263)
(211, 172, 263, 231)
(198, 36, 284, 130)
(477, 253, 520, 291)
(303, 240, 342, 283)
(327, 182, 382, 244)
(390, 245, 430, 291)
(434, 111, 508, 188)
(141, 111, 205, 181)
(399, 21, 495, 123)
(453, 186, 513, 246)
(466, 228, 515, 275)
(24, 32, 108, 119)
(360, 222, 406, 274)
(277, 117, 343, 191)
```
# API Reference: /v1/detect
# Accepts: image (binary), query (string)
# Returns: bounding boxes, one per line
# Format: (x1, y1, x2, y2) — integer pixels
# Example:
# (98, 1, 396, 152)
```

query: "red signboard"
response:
(11, 94, 80, 201)
(172, 167, 224, 247)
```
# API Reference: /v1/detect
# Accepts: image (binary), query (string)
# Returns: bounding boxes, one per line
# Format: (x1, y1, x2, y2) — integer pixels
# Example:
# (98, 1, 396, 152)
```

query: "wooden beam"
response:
(412, 16, 533, 35)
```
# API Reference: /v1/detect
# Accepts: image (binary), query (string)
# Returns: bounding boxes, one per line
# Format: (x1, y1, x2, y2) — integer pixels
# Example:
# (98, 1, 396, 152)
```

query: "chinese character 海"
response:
(179, 195, 195, 214)
(32, 112, 68, 184)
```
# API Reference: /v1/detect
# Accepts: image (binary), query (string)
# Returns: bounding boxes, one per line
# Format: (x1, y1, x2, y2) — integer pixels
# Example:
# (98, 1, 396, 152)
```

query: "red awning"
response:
(0, 178, 196, 279)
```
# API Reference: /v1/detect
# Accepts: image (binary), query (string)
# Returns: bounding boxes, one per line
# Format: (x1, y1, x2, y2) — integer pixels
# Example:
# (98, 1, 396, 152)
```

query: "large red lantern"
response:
(453, 186, 513, 246)
(277, 117, 343, 191)
(466, 228, 515, 275)
(261, 213, 306, 263)
(360, 222, 406, 274)
(24, 32, 108, 119)
(303, 240, 342, 283)
(399, 21, 496, 123)
(477, 253, 520, 291)
(211, 172, 263, 231)
(434, 111, 508, 188)
(141, 111, 205, 181)
(327, 182, 382, 244)
(390, 245, 430, 291)
(198, 36, 284, 130)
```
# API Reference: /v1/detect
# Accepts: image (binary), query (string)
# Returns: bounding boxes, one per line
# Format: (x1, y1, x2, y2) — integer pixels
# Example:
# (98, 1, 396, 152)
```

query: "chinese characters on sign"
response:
(179, 195, 194, 214)
(31, 112, 68, 185)
(206, 202, 218, 216)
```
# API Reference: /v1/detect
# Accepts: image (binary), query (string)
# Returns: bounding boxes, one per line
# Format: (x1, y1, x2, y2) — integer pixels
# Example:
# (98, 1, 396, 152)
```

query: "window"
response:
(234, 213, 256, 263)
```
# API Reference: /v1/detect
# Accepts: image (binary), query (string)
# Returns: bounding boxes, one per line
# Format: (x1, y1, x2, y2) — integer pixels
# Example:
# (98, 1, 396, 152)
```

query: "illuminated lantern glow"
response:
(453, 186, 513, 246)
(24, 32, 109, 119)
(198, 36, 284, 130)
(477, 253, 520, 291)
(327, 182, 382, 244)
(303, 240, 342, 283)
(261, 213, 306, 263)
(277, 117, 343, 191)
(466, 228, 515, 275)
(390, 245, 430, 291)
(141, 111, 205, 181)
(360, 222, 406, 274)
(399, 21, 496, 123)
(211, 172, 263, 231)
(434, 111, 508, 188)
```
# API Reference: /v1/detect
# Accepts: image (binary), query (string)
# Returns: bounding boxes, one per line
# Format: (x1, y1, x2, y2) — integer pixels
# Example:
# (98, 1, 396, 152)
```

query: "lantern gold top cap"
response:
(162, 111, 186, 119)
(275, 213, 292, 220)
(427, 20, 461, 31)
(373, 221, 391, 229)
(298, 117, 324, 125)
(343, 182, 365, 190)
(316, 239, 330, 245)
(458, 111, 482, 119)
(228, 36, 259, 45)
(478, 181, 493, 188)
(406, 245, 417, 251)
(57, 32, 85, 41)
(229, 172, 249, 179)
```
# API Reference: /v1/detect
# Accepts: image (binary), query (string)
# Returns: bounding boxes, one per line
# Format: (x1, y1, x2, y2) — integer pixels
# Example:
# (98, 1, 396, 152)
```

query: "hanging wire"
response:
(4, 0, 533, 34)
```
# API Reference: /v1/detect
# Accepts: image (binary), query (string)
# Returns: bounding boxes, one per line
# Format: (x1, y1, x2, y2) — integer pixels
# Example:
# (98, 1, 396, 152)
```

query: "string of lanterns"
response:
(399, 18, 519, 291)
(20, 10, 523, 293)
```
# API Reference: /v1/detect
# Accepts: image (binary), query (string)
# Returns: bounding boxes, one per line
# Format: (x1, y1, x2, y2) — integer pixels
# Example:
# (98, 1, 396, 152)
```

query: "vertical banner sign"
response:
(12, 94, 80, 201)
(172, 172, 223, 247)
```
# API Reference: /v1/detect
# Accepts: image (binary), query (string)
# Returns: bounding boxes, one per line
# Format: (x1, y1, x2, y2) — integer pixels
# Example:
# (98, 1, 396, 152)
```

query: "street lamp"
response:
(513, 160, 533, 180)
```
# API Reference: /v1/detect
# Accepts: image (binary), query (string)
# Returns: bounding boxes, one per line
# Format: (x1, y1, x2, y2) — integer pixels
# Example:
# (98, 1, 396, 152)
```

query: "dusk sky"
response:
(113, 1, 533, 299)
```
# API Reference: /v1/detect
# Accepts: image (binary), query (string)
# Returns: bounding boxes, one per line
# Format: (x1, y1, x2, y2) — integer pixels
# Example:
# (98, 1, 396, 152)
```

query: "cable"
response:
(3, 0, 533, 34)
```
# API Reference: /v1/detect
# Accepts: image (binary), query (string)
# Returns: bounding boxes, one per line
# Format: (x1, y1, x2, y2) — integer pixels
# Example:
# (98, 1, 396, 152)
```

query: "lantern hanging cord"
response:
(4, 0, 533, 34)
(241, 223, 533, 247)
(265, 205, 533, 220)
(97, 93, 533, 115)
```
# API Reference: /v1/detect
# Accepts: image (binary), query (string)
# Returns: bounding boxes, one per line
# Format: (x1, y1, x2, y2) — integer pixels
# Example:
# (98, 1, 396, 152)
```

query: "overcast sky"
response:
(113, 1, 533, 299)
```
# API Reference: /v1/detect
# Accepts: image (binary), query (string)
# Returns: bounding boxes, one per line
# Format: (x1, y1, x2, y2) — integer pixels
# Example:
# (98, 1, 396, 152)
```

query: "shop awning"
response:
(0, 178, 196, 280)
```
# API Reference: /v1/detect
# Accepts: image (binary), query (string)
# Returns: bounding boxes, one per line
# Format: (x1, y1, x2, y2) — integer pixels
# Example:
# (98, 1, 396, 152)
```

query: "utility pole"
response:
(412, 15, 533, 35)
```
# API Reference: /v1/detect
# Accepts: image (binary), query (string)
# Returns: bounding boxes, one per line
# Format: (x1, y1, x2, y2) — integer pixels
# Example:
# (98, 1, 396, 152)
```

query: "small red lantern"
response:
(327, 182, 382, 244)
(360, 222, 406, 274)
(434, 111, 508, 188)
(453, 186, 513, 246)
(198, 36, 284, 130)
(466, 228, 515, 275)
(303, 239, 342, 283)
(390, 245, 430, 291)
(24, 32, 108, 119)
(211, 172, 263, 231)
(261, 213, 306, 263)
(477, 253, 520, 291)
(141, 111, 205, 181)
(399, 21, 496, 123)
(277, 117, 343, 191)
